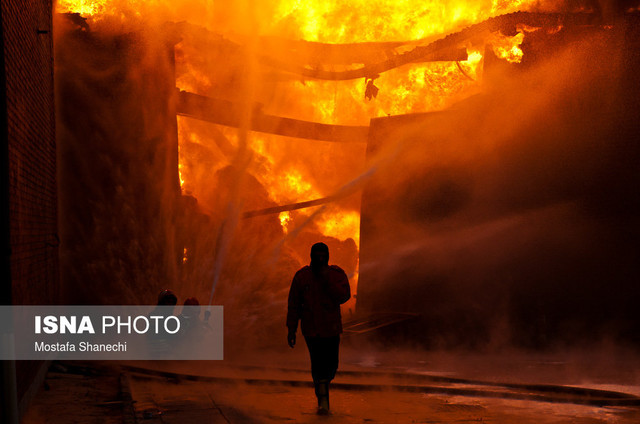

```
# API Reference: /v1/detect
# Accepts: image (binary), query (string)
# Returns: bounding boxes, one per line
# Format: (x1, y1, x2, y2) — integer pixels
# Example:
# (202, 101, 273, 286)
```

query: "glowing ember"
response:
(279, 211, 292, 233)
(317, 210, 361, 245)
(178, 163, 185, 190)
(490, 31, 526, 63)
(278, 171, 320, 203)
(57, 0, 105, 16)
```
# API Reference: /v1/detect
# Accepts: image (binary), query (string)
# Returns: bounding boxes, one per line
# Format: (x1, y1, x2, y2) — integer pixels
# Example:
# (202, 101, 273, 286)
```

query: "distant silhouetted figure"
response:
(287, 242, 351, 415)
(149, 289, 178, 317)
(147, 289, 178, 357)
(157, 289, 178, 306)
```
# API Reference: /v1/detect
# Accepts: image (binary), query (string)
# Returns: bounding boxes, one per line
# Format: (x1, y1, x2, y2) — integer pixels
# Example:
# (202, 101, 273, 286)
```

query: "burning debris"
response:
(52, 0, 640, 351)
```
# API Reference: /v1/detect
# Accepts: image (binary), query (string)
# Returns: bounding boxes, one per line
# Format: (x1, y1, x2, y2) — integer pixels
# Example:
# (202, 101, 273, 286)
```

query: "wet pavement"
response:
(22, 348, 640, 423)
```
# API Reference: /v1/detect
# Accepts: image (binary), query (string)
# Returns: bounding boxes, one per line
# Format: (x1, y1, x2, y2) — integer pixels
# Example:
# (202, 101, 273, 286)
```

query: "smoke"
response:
(358, 23, 640, 350)
(55, 13, 185, 304)
(54, 0, 640, 358)
(54, 11, 362, 352)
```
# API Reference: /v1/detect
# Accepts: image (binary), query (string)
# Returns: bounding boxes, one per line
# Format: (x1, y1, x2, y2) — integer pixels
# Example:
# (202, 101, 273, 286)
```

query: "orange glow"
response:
(178, 163, 185, 190)
(279, 211, 292, 233)
(57, 0, 106, 16)
(547, 25, 564, 34)
(271, 0, 534, 43)
(57, 0, 541, 280)
(490, 31, 526, 63)
(272, 170, 321, 204)
(317, 210, 361, 245)
(58, 0, 539, 40)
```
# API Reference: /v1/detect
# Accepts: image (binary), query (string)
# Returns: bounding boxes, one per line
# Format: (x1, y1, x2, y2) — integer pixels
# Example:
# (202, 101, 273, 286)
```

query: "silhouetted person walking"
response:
(287, 242, 351, 415)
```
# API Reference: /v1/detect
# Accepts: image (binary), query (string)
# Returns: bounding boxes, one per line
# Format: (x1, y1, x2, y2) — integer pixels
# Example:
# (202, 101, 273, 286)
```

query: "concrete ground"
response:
(22, 346, 640, 423)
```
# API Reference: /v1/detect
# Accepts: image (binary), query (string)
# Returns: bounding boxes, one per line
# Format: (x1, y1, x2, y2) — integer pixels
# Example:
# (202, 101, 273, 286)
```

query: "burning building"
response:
(50, 0, 640, 350)
(0, 0, 628, 356)
(2, 0, 640, 420)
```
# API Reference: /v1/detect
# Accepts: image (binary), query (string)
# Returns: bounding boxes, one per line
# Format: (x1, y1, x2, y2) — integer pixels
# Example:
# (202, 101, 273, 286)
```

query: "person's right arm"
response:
(286, 274, 300, 348)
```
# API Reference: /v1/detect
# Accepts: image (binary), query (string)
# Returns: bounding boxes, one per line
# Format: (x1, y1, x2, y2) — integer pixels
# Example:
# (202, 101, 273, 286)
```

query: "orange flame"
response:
(57, 0, 541, 259)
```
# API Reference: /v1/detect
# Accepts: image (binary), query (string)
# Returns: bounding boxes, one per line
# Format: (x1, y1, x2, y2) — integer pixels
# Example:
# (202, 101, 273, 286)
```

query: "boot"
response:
(314, 380, 330, 415)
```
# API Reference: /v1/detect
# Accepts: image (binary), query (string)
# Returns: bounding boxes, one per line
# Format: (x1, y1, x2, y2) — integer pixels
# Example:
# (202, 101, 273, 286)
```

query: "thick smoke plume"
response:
(359, 23, 640, 350)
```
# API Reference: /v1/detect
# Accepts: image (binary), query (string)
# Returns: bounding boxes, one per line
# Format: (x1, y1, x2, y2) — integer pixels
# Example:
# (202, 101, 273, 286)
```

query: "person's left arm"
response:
(327, 266, 351, 304)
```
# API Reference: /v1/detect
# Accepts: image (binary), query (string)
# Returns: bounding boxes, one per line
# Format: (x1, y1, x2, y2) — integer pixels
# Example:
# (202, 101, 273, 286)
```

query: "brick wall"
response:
(2, 0, 58, 305)
(0, 0, 58, 414)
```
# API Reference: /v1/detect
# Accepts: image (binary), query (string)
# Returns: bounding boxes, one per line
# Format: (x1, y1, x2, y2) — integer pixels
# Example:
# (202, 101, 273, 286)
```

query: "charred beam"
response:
(260, 45, 468, 67)
(260, 48, 469, 80)
(259, 37, 425, 65)
(261, 12, 598, 80)
(169, 22, 468, 66)
(176, 90, 369, 143)
(242, 195, 340, 218)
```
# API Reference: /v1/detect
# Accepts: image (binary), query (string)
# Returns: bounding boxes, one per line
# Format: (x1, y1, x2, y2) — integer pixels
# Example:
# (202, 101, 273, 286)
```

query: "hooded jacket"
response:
(287, 265, 351, 337)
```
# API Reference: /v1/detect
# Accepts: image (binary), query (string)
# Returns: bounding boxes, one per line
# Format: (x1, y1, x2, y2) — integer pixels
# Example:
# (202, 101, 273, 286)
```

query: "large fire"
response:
(55, 0, 538, 306)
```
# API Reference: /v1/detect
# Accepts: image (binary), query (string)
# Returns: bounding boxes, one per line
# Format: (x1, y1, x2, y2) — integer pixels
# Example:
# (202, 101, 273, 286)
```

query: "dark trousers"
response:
(304, 335, 340, 383)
